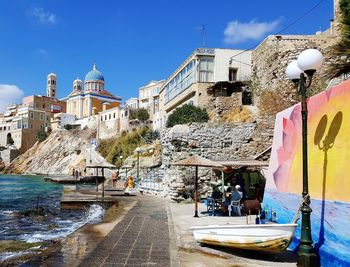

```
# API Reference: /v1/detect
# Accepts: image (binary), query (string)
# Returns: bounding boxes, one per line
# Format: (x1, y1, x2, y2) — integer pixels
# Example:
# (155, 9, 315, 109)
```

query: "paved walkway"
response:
(79, 196, 171, 267)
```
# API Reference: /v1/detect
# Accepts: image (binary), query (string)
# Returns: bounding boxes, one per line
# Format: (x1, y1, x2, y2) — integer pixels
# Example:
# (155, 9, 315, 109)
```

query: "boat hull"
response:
(191, 223, 297, 252)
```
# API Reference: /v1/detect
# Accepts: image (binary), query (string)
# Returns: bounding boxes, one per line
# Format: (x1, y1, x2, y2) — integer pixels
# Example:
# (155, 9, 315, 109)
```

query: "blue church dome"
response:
(85, 63, 104, 81)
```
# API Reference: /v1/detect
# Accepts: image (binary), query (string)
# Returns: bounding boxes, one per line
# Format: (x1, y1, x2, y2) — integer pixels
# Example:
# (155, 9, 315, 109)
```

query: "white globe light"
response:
(286, 60, 303, 80)
(297, 49, 323, 72)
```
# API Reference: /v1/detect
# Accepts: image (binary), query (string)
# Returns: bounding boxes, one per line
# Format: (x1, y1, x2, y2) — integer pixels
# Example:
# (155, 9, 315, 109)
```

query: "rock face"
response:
(5, 129, 92, 175)
(159, 121, 273, 201)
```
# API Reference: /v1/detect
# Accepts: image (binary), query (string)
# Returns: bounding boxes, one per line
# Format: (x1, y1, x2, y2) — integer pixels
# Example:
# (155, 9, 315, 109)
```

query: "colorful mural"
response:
(265, 79, 350, 267)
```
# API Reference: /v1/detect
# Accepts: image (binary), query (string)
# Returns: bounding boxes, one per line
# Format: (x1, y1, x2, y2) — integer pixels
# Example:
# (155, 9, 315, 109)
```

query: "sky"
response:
(0, 0, 334, 112)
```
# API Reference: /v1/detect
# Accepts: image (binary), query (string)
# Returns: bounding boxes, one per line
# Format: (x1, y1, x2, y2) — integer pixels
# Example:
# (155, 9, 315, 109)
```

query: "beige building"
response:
(65, 64, 121, 119)
(97, 107, 121, 139)
(138, 80, 164, 121)
(0, 74, 67, 152)
(0, 104, 52, 152)
(156, 48, 252, 129)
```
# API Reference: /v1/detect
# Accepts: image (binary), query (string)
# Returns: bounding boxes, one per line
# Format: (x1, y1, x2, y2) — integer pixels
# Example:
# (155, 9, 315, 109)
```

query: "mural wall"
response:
(265, 79, 350, 267)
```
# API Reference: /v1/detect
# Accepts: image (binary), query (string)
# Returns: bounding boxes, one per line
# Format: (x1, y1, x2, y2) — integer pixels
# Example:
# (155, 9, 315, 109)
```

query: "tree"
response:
(327, 0, 350, 78)
(166, 104, 209, 128)
(128, 108, 150, 122)
(136, 108, 150, 122)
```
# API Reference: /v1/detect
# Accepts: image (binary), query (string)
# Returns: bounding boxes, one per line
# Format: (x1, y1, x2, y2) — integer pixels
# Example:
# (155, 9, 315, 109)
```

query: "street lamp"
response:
(118, 155, 123, 171)
(286, 48, 323, 267)
(135, 147, 141, 188)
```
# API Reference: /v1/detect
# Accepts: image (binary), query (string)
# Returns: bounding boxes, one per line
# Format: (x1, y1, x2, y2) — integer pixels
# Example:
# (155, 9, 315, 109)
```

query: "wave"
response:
(21, 204, 105, 243)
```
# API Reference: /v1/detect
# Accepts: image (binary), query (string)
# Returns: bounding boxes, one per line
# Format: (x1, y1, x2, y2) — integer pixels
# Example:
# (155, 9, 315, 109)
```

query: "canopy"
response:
(173, 155, 224, 169)
(173, 155, 224, 217)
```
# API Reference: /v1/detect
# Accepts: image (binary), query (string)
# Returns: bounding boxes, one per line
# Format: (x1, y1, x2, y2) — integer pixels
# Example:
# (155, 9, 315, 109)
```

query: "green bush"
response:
(98, 126, 150, 166)
(166, 104, 209, 128)
(36, 131, 47, 142)
(144, 130, 160, 144)
(129, 108, 150, 122)
(64, 124, 73, 130)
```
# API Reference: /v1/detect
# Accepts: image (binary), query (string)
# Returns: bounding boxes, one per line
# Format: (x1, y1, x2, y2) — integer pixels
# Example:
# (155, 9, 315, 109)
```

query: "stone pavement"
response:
(169, 201, 297, 266)
(79, 195, 171, 267)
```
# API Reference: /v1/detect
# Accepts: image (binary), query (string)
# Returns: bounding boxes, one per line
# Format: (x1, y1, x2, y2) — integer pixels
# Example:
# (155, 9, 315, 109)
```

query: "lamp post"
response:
(135, 147, 141, 188)
(286, 49, 323, 267)
(118, 155, 123, 172)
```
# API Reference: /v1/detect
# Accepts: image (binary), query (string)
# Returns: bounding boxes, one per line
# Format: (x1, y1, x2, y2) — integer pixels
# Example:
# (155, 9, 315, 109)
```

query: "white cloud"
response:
(0, 85, 24, 112)
(37, 48, 49, 57)
(30, 7, 57, 25)
(224, 19, 281, 44)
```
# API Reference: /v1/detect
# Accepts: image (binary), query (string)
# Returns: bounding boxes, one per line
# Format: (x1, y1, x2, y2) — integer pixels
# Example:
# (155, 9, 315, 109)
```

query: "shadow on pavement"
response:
(202, 244, 298, 263)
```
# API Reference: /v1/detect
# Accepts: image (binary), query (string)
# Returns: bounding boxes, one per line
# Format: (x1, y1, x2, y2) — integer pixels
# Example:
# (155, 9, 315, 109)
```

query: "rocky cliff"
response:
(4, 129, 92, 175)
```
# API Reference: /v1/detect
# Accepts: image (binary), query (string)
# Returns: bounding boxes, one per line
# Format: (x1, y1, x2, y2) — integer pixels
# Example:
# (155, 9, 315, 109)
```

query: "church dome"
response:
(85, 63, 104, 82)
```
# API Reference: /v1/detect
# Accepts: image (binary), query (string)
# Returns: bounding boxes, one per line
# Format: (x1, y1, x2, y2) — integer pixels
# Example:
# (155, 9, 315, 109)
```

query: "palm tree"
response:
(327, 0, 350, 78)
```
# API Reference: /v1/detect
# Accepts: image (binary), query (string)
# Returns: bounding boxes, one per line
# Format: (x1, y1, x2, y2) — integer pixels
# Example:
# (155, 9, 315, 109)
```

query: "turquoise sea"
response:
(0, 175, 104, 260)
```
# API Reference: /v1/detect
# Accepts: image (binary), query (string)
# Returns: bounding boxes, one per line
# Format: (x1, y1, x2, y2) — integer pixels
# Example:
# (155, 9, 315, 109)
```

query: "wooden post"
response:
(102, 167, 105, 200)
(194, 166, 199, 217)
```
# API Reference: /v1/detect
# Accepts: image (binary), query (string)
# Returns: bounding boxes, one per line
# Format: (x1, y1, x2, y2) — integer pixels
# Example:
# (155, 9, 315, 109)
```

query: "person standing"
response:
(112, 171, 118, 188)
(128, 176, 134, 188)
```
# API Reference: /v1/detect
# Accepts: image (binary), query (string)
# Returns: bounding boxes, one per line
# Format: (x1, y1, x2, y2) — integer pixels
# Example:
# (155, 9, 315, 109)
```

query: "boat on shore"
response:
(191, 223, 298, 252)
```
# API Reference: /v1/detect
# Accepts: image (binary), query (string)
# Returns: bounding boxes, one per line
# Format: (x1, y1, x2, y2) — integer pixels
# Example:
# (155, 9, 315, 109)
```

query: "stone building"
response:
(157, 48, 252, 129)
(65, 64, 121, 119)
(251, 0, 342, 116)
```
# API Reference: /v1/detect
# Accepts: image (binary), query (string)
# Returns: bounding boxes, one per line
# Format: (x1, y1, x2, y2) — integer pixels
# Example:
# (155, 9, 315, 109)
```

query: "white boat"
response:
(191, 223, 298, 252)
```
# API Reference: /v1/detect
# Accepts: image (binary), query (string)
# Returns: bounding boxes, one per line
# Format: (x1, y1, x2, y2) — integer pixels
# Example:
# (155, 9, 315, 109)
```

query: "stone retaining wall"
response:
(159, 121, 273, 201)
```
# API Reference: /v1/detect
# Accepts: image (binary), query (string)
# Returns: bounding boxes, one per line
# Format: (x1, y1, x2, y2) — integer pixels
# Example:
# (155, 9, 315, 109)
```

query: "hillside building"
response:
(65, 64, 121, 119)
(156, 48, 252, 129)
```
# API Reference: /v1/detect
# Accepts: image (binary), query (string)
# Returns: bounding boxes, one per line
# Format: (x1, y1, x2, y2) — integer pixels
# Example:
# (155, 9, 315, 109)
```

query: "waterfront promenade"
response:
(77, 193, 297, 267)
(79, 196, 172, 267)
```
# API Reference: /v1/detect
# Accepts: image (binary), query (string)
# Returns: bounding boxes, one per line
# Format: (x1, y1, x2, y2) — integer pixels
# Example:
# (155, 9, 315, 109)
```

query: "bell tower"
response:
(73, 78, 83, 92)
(47, 73, 57, 98)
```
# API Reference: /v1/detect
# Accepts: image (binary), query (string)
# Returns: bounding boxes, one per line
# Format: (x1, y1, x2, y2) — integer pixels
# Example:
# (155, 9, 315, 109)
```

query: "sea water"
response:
(0, 175, 105, 260)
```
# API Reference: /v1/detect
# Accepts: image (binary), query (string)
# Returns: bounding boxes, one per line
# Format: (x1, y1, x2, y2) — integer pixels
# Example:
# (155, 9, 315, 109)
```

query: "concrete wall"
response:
(266, 79, 350, 267)
(214, 49, 251, 82)
(0, 149, 20, 164)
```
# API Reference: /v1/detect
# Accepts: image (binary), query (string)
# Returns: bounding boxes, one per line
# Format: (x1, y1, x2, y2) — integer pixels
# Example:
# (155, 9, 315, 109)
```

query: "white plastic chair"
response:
(229, 198, 242, 216)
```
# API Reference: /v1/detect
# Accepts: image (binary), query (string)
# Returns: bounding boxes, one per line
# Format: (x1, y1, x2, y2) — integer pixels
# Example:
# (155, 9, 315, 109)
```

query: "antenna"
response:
(197, 25, 206, 47)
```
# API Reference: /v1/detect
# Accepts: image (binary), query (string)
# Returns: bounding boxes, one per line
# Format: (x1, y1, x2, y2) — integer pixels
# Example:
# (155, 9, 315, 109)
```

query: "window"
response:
(164, 60, 195, 103)
(229, 68, 238, 82)
(113, 113, 115, 119)
(105, 115, 107, 120)
(40, 114, 44, 120)
(30, 112, 34, 119)
(199, 58, 214, 82)
(101, 116, 103, 121)
(47, 80, 50, 85)
(109, 114, 111, 120)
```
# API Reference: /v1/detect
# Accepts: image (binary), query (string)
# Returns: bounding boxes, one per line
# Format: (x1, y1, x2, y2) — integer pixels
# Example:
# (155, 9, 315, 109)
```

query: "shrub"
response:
(144, 130, 160, 144)
(64, 124, 73, 130)
(36, 131, 48, 142)
(166, 104, 209, 128)
(327, 0, 350, 78)
(98, 126, 150, 166)
(129, 108, 150, 122)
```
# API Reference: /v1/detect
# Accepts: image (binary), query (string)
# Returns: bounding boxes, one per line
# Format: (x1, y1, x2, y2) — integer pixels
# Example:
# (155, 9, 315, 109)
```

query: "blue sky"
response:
(0, 0, 334, 111)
